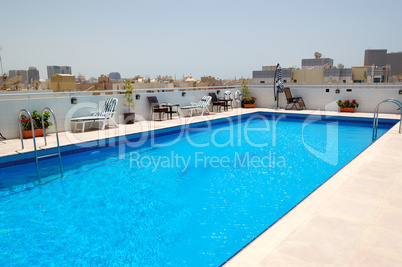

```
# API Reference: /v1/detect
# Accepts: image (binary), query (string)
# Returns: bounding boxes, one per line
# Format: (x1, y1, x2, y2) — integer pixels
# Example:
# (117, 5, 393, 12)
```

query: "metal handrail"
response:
(372, 98, 402, 140)
(18, 108, 64, 179)
(18, 109, 40, 178)
(42, 107, 64, 177)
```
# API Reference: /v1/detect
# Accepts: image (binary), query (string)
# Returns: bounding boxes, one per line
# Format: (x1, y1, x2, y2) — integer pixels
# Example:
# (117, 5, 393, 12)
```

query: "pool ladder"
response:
(372, 98, 402, 140)
(18, 107, 64, 179)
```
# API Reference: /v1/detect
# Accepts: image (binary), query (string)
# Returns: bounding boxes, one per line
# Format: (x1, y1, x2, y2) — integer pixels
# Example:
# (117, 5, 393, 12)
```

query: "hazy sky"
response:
(1, 0, 401, 80)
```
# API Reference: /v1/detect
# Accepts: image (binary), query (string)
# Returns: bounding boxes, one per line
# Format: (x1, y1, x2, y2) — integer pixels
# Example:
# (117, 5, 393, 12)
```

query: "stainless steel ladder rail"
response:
(41, 107, 64, 177)
(372, 98, 402, 140)
(18, 108, 64, 179)
(18, 109, 41, 178)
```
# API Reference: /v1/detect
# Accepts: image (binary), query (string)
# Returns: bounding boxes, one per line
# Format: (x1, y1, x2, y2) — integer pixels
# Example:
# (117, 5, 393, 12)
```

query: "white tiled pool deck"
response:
(1, 108, 402, 266)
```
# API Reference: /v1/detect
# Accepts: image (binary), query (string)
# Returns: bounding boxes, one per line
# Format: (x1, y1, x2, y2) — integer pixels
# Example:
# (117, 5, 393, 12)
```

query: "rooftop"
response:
(1, 108, 401, 265)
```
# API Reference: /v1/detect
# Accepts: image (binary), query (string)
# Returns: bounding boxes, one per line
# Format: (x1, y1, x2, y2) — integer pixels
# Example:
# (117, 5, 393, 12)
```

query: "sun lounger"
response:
(71, 98, 118, 132)
(180, 96, 212, 117)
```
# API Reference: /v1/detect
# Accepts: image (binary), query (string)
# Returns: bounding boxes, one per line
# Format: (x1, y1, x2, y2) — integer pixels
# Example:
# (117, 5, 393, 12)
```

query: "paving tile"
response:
(258, 251, 310, 267)
(387, 182, 402, 196)
(373, 207, 402, 233)
(332, 179, 387, 205)
(355, 162, 399, 178)
(321, 196, 377, 223)
(381, 193, 402, 211)
(271, 214, 365, 265)
(347, 248, 402, 266)
(362, 226, 402, 261)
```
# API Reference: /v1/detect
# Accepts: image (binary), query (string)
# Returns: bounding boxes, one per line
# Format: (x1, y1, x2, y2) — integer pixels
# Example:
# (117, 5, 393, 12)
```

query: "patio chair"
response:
(284, 87, 306, 110)
(147, 96, 169, 121)
(180, 95, 212, 117)
(71, 98, 118, 132)
(209, 93, 224, 112)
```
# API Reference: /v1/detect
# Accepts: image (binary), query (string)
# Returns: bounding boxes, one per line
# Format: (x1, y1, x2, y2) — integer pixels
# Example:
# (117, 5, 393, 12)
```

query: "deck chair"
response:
(180, 95, 212, 117)
(284, 87, 306, 110)
(71, 98, 118, 132)
(147, 96, 169, 121)
(209, 93, 224, 112)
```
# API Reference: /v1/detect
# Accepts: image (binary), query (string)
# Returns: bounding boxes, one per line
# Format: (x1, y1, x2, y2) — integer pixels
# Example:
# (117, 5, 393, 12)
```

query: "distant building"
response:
(109, 72, 121, 80)
(98, 75, 112, 90)
(76, 74, 86, 83)
(47, 65, 72, 78)
(28, 67, 40, 84)
(75, 75, 113, 91)
(364, 49, 402, 76)
(253, 66, 292, 85)
(386, 52, 402, 76)
(364, 49, 387, 67)
(323, 68, 352, 83)
(9, 70, 28, 83)
(50, 74, 76, 92)
(199, 76, 223, 86)
(301, 58, 334, 69)
(252, 53, 392, 84)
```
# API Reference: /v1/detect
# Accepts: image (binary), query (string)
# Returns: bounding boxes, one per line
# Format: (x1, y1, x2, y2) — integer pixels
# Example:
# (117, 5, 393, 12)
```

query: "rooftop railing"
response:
(1, 83, 401, 100)
(0, 85, 237, 100)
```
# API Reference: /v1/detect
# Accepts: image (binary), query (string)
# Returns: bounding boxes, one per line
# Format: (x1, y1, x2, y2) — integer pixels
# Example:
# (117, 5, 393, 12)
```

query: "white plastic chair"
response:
(71, 98, 119, 132)
(180, 96, 212, 117)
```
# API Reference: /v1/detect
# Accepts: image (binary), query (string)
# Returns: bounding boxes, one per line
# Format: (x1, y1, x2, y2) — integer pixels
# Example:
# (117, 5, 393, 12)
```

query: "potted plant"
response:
(240, 78, 257, 108)
(123, 80, 136, 124)
(242, 97, 257, 108)
(336, 99, 359, 113)
(241, 78, 251, 97)
(20, 110, 53, 138)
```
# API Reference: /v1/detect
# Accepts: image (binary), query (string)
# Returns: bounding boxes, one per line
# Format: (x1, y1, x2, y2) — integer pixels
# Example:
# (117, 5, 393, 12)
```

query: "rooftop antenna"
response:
(273, 63, 284, 109)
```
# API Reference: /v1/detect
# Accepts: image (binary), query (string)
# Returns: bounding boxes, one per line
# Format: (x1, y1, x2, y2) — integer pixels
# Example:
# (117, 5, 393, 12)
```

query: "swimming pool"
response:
(0, 112, 398, 266)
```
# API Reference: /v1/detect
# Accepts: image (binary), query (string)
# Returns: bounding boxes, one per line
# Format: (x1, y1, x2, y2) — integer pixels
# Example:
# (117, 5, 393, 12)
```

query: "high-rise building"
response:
(364, 49, 387, 67)
(109, 72, 121, 80)
(386, 52, 402, 76)
(47, 65, 72, 78)
(28, 66, 40, 83)
(9, 70, 28, 83)
(364, 49, 402, 76)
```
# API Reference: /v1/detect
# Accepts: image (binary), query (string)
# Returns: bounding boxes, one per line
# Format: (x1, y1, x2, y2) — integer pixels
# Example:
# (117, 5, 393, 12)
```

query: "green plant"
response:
(241, 78, 251, 97)
(123, 80, 135, 113)
(336, 99, 359, 108)
(20, 110, 53, 130)
(242, 97, 257, 104)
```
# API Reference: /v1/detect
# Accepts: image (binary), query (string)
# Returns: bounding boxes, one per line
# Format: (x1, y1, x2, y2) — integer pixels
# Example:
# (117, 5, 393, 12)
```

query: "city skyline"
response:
(1, 0, 402, 80)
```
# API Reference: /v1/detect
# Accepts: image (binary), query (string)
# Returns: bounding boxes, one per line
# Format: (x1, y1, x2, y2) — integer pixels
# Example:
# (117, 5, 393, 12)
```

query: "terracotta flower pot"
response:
(22, 129, 46, 139)
(340, 107, 355, 113)
(243, 104, 255, 108)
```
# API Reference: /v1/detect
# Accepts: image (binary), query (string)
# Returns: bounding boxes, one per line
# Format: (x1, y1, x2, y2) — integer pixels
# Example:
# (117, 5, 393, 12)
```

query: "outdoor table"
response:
(162, 103, 180, 119)
(219, 98, 233, 111)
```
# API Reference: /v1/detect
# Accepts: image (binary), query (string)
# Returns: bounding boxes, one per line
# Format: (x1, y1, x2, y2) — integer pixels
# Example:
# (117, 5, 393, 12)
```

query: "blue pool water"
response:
(0, 112, 397, 266)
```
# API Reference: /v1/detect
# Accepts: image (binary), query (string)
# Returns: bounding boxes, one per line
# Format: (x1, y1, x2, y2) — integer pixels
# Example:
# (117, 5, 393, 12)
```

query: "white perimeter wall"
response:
(0, 89, 240, 139)
(251, 86, 402, 114)
(1, 85, 402, 139)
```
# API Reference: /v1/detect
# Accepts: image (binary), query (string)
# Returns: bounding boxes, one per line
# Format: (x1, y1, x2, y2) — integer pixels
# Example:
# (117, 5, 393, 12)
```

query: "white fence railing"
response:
(2, 83, 402, 100)
(0, 85, 238, 100)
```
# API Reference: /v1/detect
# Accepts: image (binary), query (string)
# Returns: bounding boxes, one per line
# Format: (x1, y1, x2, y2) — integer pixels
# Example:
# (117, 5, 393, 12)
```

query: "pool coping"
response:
(1, 108, 402, 265)
(1, 108, 397, 163)
(224, 111, 402, 266)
